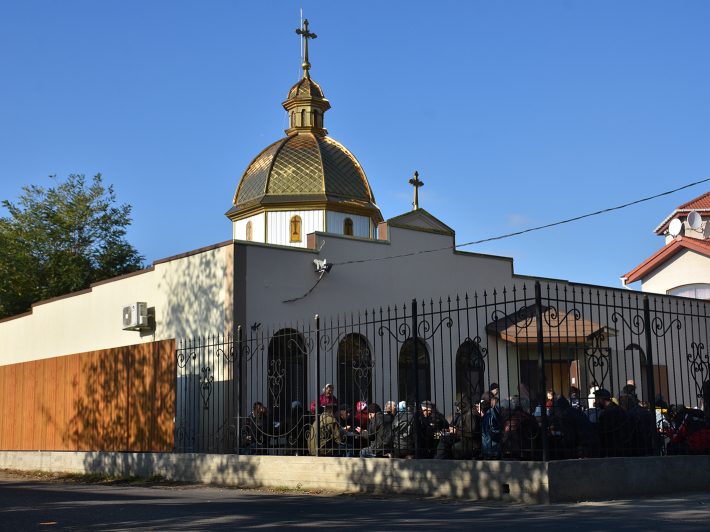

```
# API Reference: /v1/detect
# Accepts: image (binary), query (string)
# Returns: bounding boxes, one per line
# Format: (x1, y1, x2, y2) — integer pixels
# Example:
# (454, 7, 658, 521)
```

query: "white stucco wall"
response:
(234, 213, 265, 243)
(325, 211, 370, 238)
(267, 210, 324, 248)
(0, 246, 228, 366)
(641, 248, 710, 294)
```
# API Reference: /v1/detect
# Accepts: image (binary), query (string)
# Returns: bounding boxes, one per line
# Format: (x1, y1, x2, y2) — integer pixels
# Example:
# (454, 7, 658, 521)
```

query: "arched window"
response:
(456, 339, 484, 403)
(301, 109, 306, 127)
(337, 333, 373, 408)
(268, 329, 307, 418)
(398, 339, 431, 403)
(313, 110, 319, 128)
(290, 215, 302, 243)
(625, 343, 647, 402)
(246, 221, 253, 242)
(669, 284, 710, 299)
(290, 111, 295, 128)
(344, 218, 354, 236)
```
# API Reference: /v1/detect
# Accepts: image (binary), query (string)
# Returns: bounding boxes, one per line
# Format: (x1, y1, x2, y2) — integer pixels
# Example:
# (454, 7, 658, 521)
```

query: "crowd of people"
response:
(237, 380, 710, 460)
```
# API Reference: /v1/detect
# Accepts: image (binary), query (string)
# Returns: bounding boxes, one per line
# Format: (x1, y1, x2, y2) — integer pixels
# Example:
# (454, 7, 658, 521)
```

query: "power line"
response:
(335, 177, 710, 266)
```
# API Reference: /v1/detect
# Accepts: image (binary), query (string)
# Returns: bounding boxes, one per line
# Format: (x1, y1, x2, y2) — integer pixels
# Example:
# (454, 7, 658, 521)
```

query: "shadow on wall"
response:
(158, 247, 228, 341)
(0, 341, 175, 454)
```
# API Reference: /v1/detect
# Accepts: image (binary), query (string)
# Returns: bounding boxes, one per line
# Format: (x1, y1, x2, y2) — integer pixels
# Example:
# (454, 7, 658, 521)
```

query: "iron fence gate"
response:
(175, 281, 710, 460)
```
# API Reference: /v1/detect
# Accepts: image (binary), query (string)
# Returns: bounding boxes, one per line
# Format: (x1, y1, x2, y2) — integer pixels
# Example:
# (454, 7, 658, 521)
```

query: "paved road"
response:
(2, 475, 710, 531)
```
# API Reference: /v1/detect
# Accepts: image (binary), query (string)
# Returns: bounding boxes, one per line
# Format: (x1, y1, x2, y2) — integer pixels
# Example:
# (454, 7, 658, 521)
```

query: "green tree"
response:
(0, 173, 145, 319)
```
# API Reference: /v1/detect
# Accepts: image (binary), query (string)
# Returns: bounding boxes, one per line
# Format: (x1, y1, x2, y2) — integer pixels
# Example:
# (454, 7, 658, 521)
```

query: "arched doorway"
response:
(456, 339, 485, 403)
(398, 339, 431, 403)
(337, 333, 373, 408)
(268, 329, 307, 421)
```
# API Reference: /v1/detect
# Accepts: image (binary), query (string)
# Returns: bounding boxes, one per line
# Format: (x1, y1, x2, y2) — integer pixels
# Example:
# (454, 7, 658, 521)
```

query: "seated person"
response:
(240, 402, 271, 455)
(308, 404, 353, 457)
(391, 397, 429, 458)
(500, 398, 541, 461)
(666, 406, 710, 455)
(435, 395, 481, 460)
(357, 403, 394, 457)
(594, 388, 631, 457)
(548, 394, 600, 459)
(620, 394, 655, 456)
(421, 400, 449, 458)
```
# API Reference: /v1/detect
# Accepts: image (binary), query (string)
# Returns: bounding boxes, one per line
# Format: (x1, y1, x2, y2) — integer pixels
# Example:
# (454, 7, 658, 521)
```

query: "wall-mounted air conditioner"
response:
(122, 302, 149, 331)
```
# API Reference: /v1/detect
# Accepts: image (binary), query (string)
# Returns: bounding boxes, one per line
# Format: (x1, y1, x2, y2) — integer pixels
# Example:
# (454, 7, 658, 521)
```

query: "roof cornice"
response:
(622, 236, 710, 285)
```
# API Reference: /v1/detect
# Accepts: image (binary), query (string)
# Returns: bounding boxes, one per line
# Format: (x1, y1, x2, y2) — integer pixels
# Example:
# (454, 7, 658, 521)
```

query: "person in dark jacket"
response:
(435, 395, 481, 460)
(568, 387, 584, 410)
(391, 398, 429, 458)
(620, 394, 655, 456)
(481, 382, 500, 403)
(595, 388, 632, 457)
(421, 400, 449, 458)
(517, 383, 541, 414)
(500, 398, 541, 460)
(240, 402, 271, 455)
(548, 395, 600, 459)
(481, 398, 501, 458)
(357, 403, 394, 457)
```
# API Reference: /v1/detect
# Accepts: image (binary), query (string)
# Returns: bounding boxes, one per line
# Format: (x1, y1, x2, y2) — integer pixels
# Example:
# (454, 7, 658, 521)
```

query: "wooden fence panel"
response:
(0, 340, 175, 452)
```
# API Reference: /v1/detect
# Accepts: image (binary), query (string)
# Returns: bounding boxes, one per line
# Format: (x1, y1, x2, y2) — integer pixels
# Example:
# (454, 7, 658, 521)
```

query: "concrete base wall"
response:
(1, 451, 709, 504)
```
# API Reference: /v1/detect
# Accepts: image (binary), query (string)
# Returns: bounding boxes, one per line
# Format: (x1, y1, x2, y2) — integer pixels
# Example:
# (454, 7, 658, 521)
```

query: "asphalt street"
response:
(2, 475, 710, 531)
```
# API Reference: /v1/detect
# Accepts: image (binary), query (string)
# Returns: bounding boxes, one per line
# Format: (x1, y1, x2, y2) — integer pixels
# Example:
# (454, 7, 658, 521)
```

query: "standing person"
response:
(620, 394, 654, 456)
(308, 404, 353, 457)
(518, 383, 540, 414)
(384, 401, 398, 417)
(310, 383, 338, 414)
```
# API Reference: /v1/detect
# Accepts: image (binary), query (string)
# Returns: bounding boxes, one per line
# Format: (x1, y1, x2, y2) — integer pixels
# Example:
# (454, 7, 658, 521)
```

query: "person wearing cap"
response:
(420, 400, 448, 458)
(354, 401, 369, 432)
(594, 388, 631, 457)
(308, 403, 353, 457)
(481, 383, 499, 403)
(310, 383, 338, 414)
(357, 403, 394, 458)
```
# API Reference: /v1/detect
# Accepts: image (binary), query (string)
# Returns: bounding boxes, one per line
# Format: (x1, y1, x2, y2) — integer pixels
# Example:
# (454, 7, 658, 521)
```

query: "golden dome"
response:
(227, 133, 379, 218)
(287, 77, 325, 100)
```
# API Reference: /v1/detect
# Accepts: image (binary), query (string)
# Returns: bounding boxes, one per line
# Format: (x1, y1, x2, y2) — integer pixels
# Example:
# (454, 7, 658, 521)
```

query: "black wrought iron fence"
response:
(174, 281, 710, 460)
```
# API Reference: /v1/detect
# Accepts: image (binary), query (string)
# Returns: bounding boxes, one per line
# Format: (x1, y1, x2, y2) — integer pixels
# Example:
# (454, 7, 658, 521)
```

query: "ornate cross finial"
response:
(295, 19, 317, 78)
(409, 171, 424, 210)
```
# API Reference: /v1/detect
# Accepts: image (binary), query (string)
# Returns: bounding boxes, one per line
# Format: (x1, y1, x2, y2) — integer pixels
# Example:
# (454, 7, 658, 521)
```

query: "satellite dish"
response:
(669, 218, 682, 237)
(688, 211, 703, 230)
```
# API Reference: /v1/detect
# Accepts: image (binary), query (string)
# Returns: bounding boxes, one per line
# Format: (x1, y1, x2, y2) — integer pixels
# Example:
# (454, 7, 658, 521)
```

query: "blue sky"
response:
(1, 2, 709, 292)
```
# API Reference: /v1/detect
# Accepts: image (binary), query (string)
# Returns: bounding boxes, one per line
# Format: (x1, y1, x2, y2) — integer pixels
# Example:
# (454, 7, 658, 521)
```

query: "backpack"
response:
(391, 411, 415, 452)
(677, 408, 710, 453)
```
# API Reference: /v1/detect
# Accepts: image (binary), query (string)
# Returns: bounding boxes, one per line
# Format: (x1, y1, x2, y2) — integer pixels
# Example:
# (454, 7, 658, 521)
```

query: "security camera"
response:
(313, 259, 333, 275)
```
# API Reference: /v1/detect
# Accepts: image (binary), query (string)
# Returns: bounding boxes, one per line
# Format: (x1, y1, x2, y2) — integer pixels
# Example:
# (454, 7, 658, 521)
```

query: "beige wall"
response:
(0, 246, 228, 366)
(641, 248, 710, 294)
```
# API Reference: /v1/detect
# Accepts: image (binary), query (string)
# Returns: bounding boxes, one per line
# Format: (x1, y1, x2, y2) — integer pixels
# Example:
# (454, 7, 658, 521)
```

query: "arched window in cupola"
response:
(301, 109, 306, 127)
(344, 218, 354, 236)
(290, 215, 302, 243)
(313, 109, 319, 128)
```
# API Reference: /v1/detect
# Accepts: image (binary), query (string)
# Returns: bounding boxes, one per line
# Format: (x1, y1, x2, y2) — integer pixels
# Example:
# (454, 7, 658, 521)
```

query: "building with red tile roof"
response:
(622, 191, 710, 298)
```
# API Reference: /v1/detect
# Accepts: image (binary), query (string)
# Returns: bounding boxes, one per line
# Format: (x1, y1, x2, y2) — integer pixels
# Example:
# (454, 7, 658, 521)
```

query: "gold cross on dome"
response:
(295, 19, 317, 77)
(409, 171, 424, 210)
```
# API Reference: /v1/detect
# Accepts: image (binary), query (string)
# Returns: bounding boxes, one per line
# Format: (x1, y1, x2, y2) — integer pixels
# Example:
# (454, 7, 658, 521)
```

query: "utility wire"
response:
(335, 177, 710, 266)
(283, 177, 709, 302)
